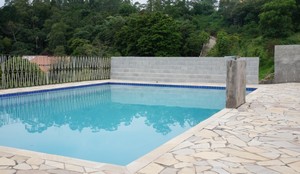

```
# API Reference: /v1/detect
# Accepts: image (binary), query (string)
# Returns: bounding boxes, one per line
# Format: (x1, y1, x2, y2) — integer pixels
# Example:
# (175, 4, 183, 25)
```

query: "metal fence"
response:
(0, 55, 111, 89)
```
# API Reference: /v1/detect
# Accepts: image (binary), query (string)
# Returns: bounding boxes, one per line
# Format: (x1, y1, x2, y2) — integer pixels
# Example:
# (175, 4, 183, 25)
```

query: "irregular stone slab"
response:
(207, 160, 227, 168)
(155, 153, 178, 166)
(45, 160, 64, 169)
(98, 165, 127, 174)
(26, 158, 44, 166)
(172, 141, 194, 151)
(223, 166, 249, 173)
(138, 163, 164, 174)
(16, 170, 48, 174)
(211, 143, 226, 148)
(194, 152, 225, 160)
(259, 152, 280, 160)
(175, 155, 196, 163)
(202, 171, 218, 174)
(245, 164, 280, 174)
(216, 148, 267, 161)
(46, 169, 81, 174)
(65, 164, 84, 173)
(32, 165, 39, 170)
(268, 166, 299, 174)
(0, 152, 14, 158)
(178, 167, 195, 174)
(266, 141, 299, 148)
(193, 161, 209, 166)
(39, 164, 56, 170)
(227, 137, 247, 147)
(195, 129, 219, 139)
(14, 163, 32, 170)
(195, 166, 211, 173)
(174, 162, 193, 169)
(89, 171, 106, 174)
(243, 146, 267, 154)
(218, 160, 240, 167)
(84, 167, 99, 173)
(212, 167, 230, 174)
(205, 123, 217, 130)
(0, 157, 16, 166)
(160, 168, 178, 174)
(11, 155, 30, 163)
(279, 148, 300, 157)
(221, 157, 255, 163)
(213, 130, 231, 137)
(280, 157, 300, 164)
(191, 143, 210, 149)
(257, 160, 284, 166)
(0, 169, 17, 174)
(172, 148, 195, 155)
(288, 161, 300, 172)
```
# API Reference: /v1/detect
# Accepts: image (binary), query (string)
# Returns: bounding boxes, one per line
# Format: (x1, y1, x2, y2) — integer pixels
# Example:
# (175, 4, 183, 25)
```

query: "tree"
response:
(119, 2, 137, 16)
(1, 37, 13, 54)
(69, 38, 99, 56)
(116, 12, 182, 56)
(47, 22, 69, 54)
(259, 0, 297, 38)
(209, 30, 242, 57)
(184, 31, 210, 56)
(192, 0, 216, 15)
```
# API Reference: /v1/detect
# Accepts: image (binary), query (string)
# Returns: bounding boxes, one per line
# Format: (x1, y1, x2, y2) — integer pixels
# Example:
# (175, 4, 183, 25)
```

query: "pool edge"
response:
(0, 79, 260, 174)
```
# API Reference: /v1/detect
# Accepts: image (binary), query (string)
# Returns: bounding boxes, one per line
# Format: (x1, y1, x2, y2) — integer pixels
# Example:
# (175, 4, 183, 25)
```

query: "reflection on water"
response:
(0, 85, 223, 134)
(0, 84, 223, 165)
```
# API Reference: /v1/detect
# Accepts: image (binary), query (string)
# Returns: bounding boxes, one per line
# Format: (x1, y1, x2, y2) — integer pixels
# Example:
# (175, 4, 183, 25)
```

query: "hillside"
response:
(0, 0, 299, 80)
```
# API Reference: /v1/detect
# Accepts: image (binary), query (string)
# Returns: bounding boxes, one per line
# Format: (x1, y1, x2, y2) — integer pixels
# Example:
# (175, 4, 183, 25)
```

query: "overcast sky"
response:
(0, 0, 148, 7)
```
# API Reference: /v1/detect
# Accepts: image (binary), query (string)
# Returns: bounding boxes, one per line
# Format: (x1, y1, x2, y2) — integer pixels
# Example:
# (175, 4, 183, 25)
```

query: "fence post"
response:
(226, 57, 247, 108)
(1, 59, 4, 89)
(72, 57, 76, 81)
(46, 71, 49, 85)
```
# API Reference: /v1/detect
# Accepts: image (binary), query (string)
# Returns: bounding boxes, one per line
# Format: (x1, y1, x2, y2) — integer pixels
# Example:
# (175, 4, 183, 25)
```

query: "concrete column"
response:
(226, 58, 247, 108)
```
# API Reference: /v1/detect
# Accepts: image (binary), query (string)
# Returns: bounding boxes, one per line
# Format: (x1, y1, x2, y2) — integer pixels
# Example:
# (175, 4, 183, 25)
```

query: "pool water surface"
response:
(0, 84, 226, 165)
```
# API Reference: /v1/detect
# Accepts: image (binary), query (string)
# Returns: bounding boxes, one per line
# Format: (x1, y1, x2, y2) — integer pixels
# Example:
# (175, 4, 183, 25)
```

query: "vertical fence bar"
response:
(0, 55, 111, 89)
(1, 56, 4, 89)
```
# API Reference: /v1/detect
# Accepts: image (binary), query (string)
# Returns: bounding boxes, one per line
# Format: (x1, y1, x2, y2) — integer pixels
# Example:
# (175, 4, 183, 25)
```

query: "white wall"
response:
(274, 45, 300, 83)
(111, 57, 259, 84)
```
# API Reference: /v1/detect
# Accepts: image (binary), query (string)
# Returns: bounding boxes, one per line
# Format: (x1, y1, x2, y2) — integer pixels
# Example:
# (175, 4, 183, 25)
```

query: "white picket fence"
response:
(0, 56, 111, 89)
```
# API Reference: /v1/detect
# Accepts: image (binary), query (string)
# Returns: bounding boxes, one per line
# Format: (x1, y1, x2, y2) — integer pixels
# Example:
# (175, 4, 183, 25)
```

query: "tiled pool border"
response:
(0, 81, 256, 98)
(0, 80, 259, 173)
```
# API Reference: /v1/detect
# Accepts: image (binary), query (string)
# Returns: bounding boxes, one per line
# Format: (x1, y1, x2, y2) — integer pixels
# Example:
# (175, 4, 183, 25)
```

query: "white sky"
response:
(133, 0, 147, 4)
(0, 0, 147, 7)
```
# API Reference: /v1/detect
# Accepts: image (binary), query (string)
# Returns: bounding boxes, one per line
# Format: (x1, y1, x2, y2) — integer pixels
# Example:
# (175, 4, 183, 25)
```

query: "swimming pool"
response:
(0, 83, 252, 165)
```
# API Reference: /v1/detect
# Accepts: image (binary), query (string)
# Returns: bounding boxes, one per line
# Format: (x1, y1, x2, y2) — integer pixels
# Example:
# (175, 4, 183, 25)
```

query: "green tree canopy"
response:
(259, 0, 297, 38)
(116, 12, 182, 56)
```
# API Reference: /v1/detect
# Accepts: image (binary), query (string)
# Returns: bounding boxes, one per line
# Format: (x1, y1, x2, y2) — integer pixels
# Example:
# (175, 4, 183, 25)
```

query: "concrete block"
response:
(274, 45, 300, 83)
(226, 59, 246, 108)
(111, 57, 259, 84)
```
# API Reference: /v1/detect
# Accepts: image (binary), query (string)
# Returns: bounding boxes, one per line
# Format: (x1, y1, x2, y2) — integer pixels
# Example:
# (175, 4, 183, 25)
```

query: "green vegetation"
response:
(0, 0, 299, 80)
(0, 57, 46, 88)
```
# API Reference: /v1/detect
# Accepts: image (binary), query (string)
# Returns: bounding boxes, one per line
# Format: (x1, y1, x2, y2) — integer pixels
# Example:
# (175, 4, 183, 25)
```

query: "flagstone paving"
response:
(0, 82, 299, 174)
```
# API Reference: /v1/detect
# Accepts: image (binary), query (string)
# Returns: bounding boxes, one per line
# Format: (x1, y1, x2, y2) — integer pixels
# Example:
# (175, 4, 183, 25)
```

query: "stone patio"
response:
(0, 81, 299, 174)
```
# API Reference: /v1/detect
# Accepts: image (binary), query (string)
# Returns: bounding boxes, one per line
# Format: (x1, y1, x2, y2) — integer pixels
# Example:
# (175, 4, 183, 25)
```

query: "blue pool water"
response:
(0, 84, 229, 165)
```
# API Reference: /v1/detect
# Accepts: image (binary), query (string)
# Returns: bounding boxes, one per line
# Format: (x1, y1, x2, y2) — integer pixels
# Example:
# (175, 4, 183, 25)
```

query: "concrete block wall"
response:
(274, 45, 300, 83)
(111, 57, 259, 84)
